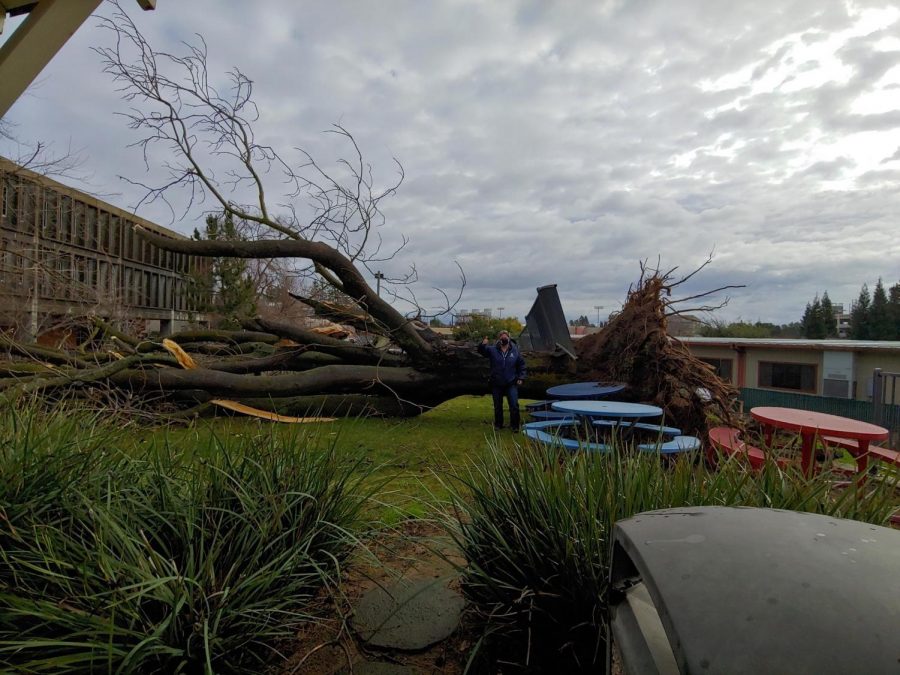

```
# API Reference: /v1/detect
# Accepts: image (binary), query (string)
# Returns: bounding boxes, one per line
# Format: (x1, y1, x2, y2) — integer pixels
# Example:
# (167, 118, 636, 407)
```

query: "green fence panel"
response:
(739, 388, 900, 443)
(739, 388, 873, 419)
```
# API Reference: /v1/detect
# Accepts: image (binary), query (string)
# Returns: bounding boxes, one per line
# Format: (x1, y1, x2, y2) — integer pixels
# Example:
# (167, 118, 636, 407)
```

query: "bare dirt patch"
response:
(280, 521, 476, 675)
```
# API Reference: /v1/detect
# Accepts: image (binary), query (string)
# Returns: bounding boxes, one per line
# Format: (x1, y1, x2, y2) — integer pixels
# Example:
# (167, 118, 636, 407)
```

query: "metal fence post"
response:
(872, 368, 883, 426)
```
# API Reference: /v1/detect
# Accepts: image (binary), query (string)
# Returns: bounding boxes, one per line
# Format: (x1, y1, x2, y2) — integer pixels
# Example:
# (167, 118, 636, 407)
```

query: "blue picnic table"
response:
(545, 382, 626, 400)
(522, 419, 700, 455)
(550, 400, 663, 420)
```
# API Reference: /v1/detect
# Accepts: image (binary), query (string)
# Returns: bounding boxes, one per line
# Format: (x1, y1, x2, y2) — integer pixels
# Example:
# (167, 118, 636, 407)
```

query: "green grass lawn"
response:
(74, 395, 900, 527)
(148, 395, 528, 522)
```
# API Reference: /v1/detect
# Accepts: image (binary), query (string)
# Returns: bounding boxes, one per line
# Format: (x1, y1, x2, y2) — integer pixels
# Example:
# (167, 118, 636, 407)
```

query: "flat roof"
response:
(0, 155, 189, 241)
(679, 337, 900, 353)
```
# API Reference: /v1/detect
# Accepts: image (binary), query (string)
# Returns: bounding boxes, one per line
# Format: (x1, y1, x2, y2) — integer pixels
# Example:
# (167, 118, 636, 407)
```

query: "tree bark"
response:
(136, 227, 433, 363)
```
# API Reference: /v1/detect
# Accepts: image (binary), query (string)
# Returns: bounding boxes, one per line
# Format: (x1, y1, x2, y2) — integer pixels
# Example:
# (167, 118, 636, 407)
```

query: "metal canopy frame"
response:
(0, 0, 156, 118)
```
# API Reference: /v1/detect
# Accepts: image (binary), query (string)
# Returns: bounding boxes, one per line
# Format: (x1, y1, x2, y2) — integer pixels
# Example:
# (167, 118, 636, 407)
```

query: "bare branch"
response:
(665, 284, 745, 307)
(665, 249, 715, 289)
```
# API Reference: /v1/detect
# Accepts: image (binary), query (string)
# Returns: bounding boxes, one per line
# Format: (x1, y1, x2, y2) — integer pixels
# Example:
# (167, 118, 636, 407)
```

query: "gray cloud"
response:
(2, 0, 899, 326)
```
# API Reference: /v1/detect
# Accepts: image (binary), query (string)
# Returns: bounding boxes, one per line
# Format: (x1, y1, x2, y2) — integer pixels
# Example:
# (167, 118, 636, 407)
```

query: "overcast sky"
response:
(3, 0, 899, 325)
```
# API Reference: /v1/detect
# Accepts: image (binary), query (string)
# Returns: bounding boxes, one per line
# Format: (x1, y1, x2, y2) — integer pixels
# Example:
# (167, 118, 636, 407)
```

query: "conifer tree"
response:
(849, 284, 871, 340)
(801, 301, 812, 338)
(820, 292, 837, 338)
(869, 278, 892, 340)
(889, 281, 900, 340)
(802, 296, 827, 338)
(191, 213, 257, 329)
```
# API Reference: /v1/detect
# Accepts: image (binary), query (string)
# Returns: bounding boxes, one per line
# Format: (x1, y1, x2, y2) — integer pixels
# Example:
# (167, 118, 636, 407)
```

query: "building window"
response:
(124, 224, 133, 260)
(74, 202, 85, 246)
(758, 361, 816, 393)
(42, 190, 58, 239)
(21, 185, 37, 234)
(86, 206, 98, 248)
(700, 357, 733, 382)
(143, 270, 152, 306)
(126, 267, 136, 304)
(6, 181, 19, 228)
(98, 211, 109, 253)
(59, 195, 72, 241)
(110, 215, 120, 255)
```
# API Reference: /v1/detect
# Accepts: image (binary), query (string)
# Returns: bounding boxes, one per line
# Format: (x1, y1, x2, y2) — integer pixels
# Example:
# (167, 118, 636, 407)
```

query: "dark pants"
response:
(491, 383, 520, 430)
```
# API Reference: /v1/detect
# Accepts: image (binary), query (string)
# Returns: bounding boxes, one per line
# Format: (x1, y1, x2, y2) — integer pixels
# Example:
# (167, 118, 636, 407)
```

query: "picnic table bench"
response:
(528, 410, 574, 421)
(523, 420, 700, 455)
(821, 436, 900, 473)
(707, 426, 792, 470)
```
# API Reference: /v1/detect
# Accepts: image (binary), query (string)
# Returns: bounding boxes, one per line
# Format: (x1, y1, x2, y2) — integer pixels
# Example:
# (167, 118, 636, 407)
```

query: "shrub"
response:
(443, 440, 898, 673)
(452, 316, 523, 342)
(0, 406, 374, 674)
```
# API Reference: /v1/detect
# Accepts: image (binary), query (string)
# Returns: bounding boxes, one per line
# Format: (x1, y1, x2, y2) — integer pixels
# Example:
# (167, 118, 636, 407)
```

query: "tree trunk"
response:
(0, 323, 572, 417)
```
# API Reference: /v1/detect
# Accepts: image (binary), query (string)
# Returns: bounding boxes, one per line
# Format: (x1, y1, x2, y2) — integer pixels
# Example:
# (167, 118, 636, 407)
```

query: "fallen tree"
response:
(0, 319, 558, 418)
(0, 257, 740, 428)
(0, 7, 741, 427)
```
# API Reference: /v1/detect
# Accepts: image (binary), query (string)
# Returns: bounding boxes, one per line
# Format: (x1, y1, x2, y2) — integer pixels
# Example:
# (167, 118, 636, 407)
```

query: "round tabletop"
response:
(545, 382, 626, 400)
(750, 407, 888, 440)
(551, 400, 663, 419)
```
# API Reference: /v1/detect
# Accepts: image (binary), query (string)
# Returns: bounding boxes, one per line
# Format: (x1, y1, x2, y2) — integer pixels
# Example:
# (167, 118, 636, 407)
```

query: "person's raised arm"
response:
(477, 336, 490, 356)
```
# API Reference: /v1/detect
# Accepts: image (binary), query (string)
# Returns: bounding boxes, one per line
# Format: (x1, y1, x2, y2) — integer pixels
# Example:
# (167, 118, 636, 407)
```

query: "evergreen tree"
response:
(889, 281, 900, 340)
(849, 284, 871, 340)
(191, 213, 257, 328)
(869, 278, 892, 340)
(802, 296, 827, 339)
(820, 292, 837, 338)
(801, 301, 813, 338)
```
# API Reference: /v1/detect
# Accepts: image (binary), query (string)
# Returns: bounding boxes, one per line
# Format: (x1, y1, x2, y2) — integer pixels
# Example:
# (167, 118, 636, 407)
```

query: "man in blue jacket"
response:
(478, 330, 527, 431)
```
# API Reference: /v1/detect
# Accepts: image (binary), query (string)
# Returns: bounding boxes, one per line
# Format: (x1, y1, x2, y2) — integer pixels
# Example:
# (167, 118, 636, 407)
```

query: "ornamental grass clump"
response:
(0, 405, 374, 674)
(443, 439, 898, 673)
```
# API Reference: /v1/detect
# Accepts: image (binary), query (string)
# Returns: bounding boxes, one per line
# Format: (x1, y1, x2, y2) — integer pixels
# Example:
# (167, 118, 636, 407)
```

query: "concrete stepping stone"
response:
(351, 578, 465, 651)
(338, 662, 419, 675)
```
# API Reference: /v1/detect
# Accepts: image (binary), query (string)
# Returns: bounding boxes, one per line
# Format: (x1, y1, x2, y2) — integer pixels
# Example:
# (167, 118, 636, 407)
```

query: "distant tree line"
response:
(799, 279, 900, 340)
(452, 315, 524, 342)
(699, 319, 802, 339)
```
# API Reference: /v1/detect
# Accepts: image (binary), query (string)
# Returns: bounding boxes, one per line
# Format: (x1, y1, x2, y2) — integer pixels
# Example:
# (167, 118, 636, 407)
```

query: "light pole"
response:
(496, 306, 504, 318)
(374, 271, 384, 297)
(594, 305, 604, 326)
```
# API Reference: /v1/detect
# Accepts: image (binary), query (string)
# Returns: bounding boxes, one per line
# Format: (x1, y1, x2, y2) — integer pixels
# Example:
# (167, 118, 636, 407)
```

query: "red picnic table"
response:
(750, 406, 889, 475)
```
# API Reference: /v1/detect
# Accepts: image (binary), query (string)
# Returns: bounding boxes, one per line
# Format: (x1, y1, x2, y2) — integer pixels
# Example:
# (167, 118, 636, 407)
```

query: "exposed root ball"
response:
(575, 268, 739, 435)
